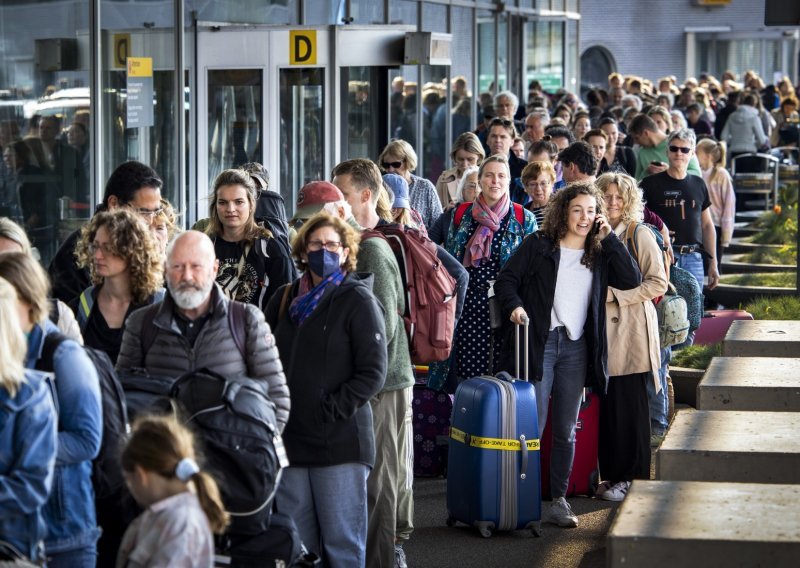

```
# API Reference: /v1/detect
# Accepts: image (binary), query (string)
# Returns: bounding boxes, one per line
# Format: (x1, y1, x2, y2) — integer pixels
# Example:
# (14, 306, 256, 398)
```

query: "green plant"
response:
(671, 343, 722, 370)
(735, 246, 797, 265)
(744, 295, 800, 320)
(749, 200, 798, 245)
(720, 272, 796, 287)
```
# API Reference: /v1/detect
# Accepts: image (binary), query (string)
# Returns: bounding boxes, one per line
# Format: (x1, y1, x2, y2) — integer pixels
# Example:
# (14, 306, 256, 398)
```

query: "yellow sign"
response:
(127, 57, 153, 78)
(113, 33, 131, 69)
(290, 31, 317, 65)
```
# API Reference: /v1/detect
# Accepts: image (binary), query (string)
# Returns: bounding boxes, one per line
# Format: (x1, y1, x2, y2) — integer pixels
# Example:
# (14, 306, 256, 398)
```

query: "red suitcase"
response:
(694, 309, 754, 345)
(540, 390, 600, 499)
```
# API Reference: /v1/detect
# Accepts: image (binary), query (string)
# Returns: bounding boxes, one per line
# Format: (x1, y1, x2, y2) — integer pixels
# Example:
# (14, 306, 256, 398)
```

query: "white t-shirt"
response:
(550, 246, 593, 340)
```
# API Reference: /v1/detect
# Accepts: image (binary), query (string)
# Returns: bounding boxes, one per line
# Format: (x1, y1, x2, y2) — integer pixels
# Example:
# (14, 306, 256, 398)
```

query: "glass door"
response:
(340, 66, 390, 162)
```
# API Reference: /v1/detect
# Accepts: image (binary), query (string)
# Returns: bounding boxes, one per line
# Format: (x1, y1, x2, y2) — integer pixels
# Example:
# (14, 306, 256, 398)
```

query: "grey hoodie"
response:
(721, 105, 768, 153)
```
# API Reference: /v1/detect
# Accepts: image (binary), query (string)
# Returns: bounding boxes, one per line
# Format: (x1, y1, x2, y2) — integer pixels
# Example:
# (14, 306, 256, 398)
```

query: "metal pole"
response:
(174, 0, 186, 226)
(90, 0, 101, 210)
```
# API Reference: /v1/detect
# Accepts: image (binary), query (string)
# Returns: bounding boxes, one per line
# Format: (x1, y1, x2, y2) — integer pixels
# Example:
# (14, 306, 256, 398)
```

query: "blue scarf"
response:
(289, 269, 346, 326)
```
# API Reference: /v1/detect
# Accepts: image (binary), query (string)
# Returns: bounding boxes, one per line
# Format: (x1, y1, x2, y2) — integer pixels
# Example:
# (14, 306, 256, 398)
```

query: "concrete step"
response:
(722, 320, 800, 358)
(697, 357, 800, 412)
(607, 480, 800, 567)
(657, 410, 800, 483)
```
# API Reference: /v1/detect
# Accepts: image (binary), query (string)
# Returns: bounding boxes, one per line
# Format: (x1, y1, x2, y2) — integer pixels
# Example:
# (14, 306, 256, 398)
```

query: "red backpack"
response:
(363, 223, 457, 365)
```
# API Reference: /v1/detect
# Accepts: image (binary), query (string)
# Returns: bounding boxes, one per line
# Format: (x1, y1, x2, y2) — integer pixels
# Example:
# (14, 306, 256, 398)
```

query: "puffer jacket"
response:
(265, 273, 387, 467)
(0, 370, 57, 562)
(116, 283, 290, 431)
(721, 105, 768, 153)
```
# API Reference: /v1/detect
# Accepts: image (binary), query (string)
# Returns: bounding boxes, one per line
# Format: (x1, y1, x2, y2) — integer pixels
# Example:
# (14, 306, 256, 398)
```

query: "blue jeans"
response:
(46, 545, 97, 568)
(675, 251, 704, 347)
(535, 327, 588, 500)
(277, 463, 369, 568)
(647, 346, 671, 436)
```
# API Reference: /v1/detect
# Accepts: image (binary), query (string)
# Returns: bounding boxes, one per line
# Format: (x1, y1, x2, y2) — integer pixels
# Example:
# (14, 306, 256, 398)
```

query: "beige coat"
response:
(435, 166, 459, 208)
(606, 221, 668, 392)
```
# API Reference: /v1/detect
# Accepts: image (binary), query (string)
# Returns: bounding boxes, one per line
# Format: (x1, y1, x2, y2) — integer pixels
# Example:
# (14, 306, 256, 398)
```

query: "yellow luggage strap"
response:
(450, 426, 540, 451)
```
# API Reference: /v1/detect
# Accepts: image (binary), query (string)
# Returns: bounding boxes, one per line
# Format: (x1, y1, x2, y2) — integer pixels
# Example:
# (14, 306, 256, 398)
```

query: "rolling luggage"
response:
(694, 309, 754, 345)
(539, 390, 600, 499)
(412, 366, 454, 477)
(446, 321, 541, 538)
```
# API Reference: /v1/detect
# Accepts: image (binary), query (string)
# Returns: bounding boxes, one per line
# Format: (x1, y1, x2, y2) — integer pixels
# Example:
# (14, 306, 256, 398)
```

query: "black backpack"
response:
(36, 333, 129, 499)
(170, 368, 288, 536)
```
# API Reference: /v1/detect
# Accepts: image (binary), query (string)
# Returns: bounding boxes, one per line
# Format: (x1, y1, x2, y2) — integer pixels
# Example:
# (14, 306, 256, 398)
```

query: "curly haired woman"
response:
(494, 182, 640, 528)
(72, 208, 165, 364)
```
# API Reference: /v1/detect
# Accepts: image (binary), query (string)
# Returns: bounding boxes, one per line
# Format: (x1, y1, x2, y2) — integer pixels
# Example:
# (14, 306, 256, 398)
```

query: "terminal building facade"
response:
(0, 0, 581, 263)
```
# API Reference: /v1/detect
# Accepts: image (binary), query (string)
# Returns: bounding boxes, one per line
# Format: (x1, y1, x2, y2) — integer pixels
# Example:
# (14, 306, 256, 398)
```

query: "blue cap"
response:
(383, 173, 410, 209)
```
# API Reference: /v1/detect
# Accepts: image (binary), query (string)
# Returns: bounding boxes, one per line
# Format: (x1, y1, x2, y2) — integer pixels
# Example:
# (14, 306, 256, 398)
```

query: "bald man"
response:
(117, 230, 290, 429)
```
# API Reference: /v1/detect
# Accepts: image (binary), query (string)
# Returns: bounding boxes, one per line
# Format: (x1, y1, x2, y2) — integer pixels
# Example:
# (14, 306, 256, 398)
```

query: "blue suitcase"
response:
(446, 322, 542, 538)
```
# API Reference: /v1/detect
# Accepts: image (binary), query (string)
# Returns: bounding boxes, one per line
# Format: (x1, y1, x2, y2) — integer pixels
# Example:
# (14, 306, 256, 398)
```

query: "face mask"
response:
(307, 249, 341, 280)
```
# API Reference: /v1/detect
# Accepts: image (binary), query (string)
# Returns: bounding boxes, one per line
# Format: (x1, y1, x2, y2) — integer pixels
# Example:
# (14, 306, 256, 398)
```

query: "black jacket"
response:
(48, 228, 90, 304)
(493, 232, 641, 392)
(265, 272, 388, 468)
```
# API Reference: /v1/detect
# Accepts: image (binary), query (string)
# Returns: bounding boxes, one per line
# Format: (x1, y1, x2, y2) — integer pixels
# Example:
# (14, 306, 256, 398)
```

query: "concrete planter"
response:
(705, 274, 796, 308)
(721, 254, 795, 274)
(669, 366, 704, 408)
(725, 238, 783, 255)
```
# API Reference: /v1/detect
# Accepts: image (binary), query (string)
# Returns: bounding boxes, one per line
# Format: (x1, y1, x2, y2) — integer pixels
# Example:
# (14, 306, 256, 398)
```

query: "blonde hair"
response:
(647, 105, 673, 133)
(75, 209, 164, 305)
(0, 252, 50, 325)
(379, 139, 418, 173)
(0, 278, 27, 397)
(121, 415, 229, 534)
(207, 169, 271, 243)
(376, 185, 393, 222)
(155, 198, 181, 241)
(291, 212, 360, 273)
(450, 132, 485, 164)
(696, 138, 728, 187)
(596, 172, 644, 225)
(0, 217, 32, 254)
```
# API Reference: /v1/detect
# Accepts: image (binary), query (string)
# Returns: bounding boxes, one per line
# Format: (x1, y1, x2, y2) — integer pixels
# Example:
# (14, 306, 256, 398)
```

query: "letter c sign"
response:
(290, 31, 317, 65)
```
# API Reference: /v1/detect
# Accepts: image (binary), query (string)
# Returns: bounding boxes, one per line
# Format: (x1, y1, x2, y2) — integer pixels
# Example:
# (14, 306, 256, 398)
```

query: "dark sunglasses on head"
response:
(490, 118, 513, 127)
(381, 161, 403, 169)
(668, 145, 691, 154)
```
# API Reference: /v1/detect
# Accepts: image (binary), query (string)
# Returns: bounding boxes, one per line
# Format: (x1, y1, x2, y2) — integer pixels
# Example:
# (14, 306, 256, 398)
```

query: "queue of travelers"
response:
(0, 68, 797, 567)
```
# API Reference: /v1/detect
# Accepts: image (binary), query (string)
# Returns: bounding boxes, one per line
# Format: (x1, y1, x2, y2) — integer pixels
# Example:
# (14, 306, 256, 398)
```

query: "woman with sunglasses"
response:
(378, 140, 442, 230)
(265, 212, 387, 568)
(427, 155, 537, 392)
(206, 168, 296, 312)
(72, 208, 165, 364)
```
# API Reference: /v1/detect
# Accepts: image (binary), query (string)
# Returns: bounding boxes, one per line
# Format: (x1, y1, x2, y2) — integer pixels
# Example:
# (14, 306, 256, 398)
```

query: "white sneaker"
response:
(600, 481, 631, 502)
(595, 480, 613, 497)
(545, 497, 579, 528)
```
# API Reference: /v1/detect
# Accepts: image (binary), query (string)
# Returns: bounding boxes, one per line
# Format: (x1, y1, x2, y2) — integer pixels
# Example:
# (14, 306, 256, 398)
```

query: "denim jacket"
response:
(25, 320, 102, 553)
(0, 370, 58, 562)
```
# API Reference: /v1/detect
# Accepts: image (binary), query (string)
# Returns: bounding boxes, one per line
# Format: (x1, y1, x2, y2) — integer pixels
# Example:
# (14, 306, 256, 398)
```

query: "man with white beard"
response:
(116, 230, 290, 431)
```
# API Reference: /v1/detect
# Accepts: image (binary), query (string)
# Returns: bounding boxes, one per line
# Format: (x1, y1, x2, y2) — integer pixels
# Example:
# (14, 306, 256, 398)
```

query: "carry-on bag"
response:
(445, 320, 541, 537)
(539, 390, 600, 499)
(412, 366, 454, 477)
(694, 309, 754, 345)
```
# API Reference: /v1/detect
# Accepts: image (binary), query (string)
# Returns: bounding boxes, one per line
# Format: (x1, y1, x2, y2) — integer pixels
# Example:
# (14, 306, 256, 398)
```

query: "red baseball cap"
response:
(292, 181, 344, 221)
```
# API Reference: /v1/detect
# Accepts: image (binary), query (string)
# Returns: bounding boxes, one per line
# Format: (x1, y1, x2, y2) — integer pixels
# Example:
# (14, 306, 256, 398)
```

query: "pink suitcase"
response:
(694, 310, 753, 345)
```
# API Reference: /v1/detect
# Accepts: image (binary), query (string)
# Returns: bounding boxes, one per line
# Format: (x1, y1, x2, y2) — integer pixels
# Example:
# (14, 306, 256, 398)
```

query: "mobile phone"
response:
(589, 217, 601, 237)
(650, 160, 663, 166)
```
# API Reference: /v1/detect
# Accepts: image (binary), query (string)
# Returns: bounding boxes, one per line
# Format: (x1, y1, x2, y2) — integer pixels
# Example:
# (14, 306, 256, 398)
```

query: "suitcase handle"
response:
(514, 318, 530, 381)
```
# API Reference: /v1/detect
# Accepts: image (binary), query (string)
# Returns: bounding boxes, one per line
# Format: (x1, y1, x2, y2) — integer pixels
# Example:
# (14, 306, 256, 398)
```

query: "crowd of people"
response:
(0, 67, 797, 567)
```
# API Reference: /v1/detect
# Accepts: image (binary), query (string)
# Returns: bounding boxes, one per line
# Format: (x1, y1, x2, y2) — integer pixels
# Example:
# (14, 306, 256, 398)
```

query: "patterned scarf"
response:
(462, 192, 510, 268)
(289, 269, 346, 326)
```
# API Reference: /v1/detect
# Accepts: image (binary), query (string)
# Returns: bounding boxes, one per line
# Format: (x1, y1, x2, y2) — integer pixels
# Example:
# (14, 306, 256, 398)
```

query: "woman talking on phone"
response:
(494, 182, 640, 529)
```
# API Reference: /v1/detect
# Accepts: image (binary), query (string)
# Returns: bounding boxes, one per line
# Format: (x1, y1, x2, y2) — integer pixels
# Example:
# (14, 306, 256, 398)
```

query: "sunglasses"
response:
(668, 145, 691, 154)
(490, 118, 514, 127)
(381, 161, 403, 169)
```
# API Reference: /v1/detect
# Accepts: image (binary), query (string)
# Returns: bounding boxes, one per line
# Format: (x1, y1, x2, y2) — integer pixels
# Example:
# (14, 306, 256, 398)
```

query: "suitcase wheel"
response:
(476, 522, 493, 538)
(526, 521, 542, 537)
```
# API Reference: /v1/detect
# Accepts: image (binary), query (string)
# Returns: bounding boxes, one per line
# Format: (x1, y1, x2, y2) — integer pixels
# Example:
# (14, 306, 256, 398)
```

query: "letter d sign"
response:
(290, 31, 317, 65)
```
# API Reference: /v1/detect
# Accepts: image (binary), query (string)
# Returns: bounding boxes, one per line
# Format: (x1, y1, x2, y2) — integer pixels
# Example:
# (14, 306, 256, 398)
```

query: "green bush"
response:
(736, 246, 797, 265)
(671, 343, 722, 370)
(744, 295, 800, 320)
(720, 272, 796, 287)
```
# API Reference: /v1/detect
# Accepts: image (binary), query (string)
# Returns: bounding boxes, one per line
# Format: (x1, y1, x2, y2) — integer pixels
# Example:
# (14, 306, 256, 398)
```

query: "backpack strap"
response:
(48, 298, 60, 325)
(35, 332, 70, 374)
(625, 222, 640, 263)
(512, 202, 524, 226)
(77, 286, 95, 332)
(227, 300, 247, 360)
(453, 202, 472, 227)
(140, 304, 161, 356)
